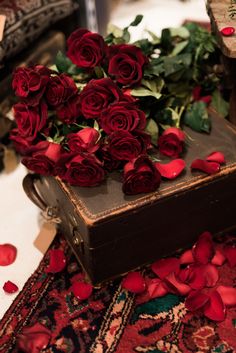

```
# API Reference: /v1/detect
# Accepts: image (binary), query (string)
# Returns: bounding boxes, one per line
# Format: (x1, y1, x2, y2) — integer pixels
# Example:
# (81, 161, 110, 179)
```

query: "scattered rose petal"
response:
(45, 249, 66, 273)
(203, 291, 226, 322)
(181, 265, 206, 290)
(220, 26, 235, 37)
(17, 322, 51, 353)
(201, 263, 219, 287)
(71, 281, 93, 300)
(147, 278, 168, 298)
(155, 159, 185, 179)
(3, 280, 19, 294)
(121, 272, 146, 294)
(185, 290, 209, 311)
(180, 249, 194, 265)
(0, 243, 17, 266)
(224, 245, 236, 267)
(191, 159, 220, 175)
(165, 272, 191, 296)
(151, 258, 180, 279)
(211, 248, 226, 266)
(192, 231, 214, 265)
(217, 285, 236, 307)
(206, 151, 226, 165)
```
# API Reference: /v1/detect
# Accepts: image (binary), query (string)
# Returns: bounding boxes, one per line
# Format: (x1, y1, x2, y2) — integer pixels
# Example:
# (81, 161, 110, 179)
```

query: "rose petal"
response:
(3, 280, 19, 294)
(203, 291, 226, 322)
(181, 265, 206, 290)
(17, 322, 51, 353)
(211, 248, 226, 266)
(180, 249, 194, 265)
(0, 243, 17, 266)
(224, 245, 236, 267)
(147, 278, 168, 298)
(206, 151, 226, 165)
(192, 231, 214, 264)
(191, 159, 220, 175)
(201, 263, 219, 287)
(216, 285, 236, 307)
(45, 249, 66, 273)
(165, 272, 191, 296)
(121, 272, 146, 294)
(155, 159, 185, 180)
(151, 258, 180, 279)
(71, 281, 93, 300)
(185, 290, 209, 311)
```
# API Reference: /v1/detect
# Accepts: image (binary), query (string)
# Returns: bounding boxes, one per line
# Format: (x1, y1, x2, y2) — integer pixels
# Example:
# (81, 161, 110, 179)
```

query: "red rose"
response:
(56, 95, 80, 124)
(98, 144, 121, 172)
(10, 129, 33, 155)
(158, 127, 185, 158)
(79, 78, 123, 119)
(17, 322, 51, 353)
(67, 28, 107, 68)
(46, 73, 78, 107)
(22, 141, 61, 175)
(12, 65, 50, 106)
(67, 127, 100, 153)
(108, 130, 144, 161)
(123, 155, 161, 195)
(108, 44, 148, 86)
(64, 153, 105, 186)
(13, 101, 48, 142)
(99, 101, 146, 134)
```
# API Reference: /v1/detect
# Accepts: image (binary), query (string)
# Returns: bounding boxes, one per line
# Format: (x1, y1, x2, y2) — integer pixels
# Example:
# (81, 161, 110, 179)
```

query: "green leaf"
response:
(169, 26, 190, 39)
(210, 89, 229, 118)
(129, 14, 143, 27)
(163, 53, 192, 77)
(131, 87, 162, 100)
(141, 78, 164, 93)
(145, 30, 160, 45)
(171, 40, 189, 56)
(106, 23, 123, 38)
(184, 101, 211, 133)
(55, 51, 73, 73)
(145, 118, 159, 145)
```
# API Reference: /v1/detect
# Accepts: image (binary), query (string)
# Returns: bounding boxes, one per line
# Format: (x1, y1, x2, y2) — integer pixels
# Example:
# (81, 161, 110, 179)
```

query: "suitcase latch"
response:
(72, 227, 85, 254)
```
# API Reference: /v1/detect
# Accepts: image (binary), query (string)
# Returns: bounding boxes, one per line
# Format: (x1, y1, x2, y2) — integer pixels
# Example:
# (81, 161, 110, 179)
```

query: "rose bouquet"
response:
(10, 17, 228, 195)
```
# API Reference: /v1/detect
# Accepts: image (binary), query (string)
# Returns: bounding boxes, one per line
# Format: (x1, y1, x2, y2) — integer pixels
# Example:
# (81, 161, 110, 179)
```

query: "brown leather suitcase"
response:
(23, 114, 236, 285)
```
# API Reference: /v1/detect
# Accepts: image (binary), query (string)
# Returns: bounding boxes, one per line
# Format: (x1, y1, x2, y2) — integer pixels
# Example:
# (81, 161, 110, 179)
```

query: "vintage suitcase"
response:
(23, 114, 236, 285)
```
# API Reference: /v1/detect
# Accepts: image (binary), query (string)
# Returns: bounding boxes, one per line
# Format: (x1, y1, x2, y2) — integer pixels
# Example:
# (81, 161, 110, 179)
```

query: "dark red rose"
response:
(12, 65, 50, 106)
(13, 101, 48, 142)
(67, 28, 107, 68)
(63, 153, 105, 186)
(10, 129, 33, 155)
(46, 73, 78, 107)
(98, 144, 121, 172)
(99, 101, 146, 134)
(108, 130, 144, 161)
(122, 155, 161, 195)
(56, 95, 80, 124)
(108, 44, 148, 86)
(79, 78, 123, 119)
(67, 127, 100, 153)
(22, 141, 62, 175)
(17, 322, 51, 353)
(158, 127, 185, 158)
(192, 86, 212, 104)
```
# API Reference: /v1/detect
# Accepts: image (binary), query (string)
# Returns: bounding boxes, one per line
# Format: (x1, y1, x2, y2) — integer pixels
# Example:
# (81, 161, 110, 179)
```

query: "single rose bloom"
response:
(79, 78, 123, 119)
(46, 73, 78, 107)
(108, 130, 144, 161)
(13, 101, 48, 142)
(108, 44, 148, 86)
(10, 129, 34, 155)
(22, 141, 62, 175)
(99, 101, 146, 134)
(158, 127, 185, 158)
(12, 65, 51, 106)
(56, 95, 80, 124)
(123, 155, 161, 195)
(67, 28, 107, 68)
(67, 127, 100, 153)
(98, 143, 121, 172)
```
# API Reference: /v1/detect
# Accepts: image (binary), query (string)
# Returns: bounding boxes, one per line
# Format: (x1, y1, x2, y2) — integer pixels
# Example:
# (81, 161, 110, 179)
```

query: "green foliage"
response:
(184, 101, 211, 133)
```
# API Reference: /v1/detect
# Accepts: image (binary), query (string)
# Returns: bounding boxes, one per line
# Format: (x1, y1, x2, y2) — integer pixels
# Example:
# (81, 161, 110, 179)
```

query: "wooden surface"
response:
(207, 0, 236, 58)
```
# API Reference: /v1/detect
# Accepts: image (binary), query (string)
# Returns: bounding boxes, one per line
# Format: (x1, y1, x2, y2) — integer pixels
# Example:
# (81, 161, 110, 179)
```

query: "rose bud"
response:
(64, 153, 105, 186)
(22, 141, 62, 176)
(13, 101, 48, 142)
(67, 127, 100, 153)
(158, 127, 185, 158)
(12, 65, 51, 106)
(108, 130, 144, 161)
(108, 44, 148, 86)
(67, 28, 107, 68)
(99, 101, 146, 134)
(122, 155, 161, 195)
(46, 73, 78, 107)
(79, 78, 123, 119)
(17, 322, 51, 353)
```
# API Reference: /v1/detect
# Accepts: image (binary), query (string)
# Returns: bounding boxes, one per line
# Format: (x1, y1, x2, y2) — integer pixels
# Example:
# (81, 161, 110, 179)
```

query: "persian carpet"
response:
(0, 234, 236, 353)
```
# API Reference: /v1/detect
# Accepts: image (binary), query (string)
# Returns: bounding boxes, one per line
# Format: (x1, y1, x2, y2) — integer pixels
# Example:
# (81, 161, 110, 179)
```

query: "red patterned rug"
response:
(0, 233, 236, 353)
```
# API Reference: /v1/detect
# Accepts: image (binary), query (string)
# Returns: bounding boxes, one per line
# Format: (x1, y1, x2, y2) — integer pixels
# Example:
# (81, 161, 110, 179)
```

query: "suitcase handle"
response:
(23, 173, 47, 211)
